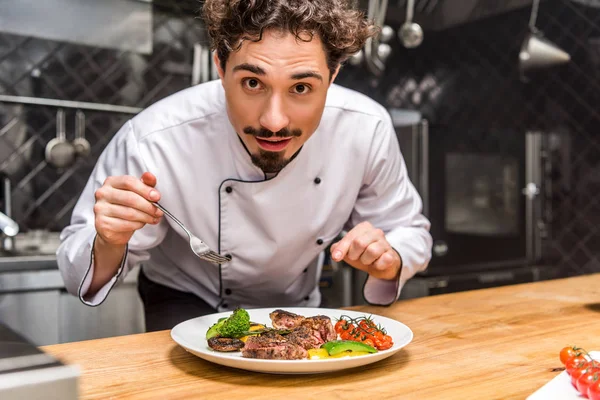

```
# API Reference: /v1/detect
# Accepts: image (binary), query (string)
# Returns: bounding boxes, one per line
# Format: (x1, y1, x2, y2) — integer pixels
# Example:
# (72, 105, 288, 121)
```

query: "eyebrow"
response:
(232, 63, 266, 75)
(232, 63, 323, 82)
(290, 71, 323, 82)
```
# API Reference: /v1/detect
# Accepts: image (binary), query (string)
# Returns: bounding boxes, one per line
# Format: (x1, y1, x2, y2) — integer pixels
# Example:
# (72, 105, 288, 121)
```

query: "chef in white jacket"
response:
(57, 0, 433, 331)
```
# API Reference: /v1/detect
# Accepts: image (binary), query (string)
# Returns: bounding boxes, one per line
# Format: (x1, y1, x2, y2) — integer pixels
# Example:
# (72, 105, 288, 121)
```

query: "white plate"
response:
(527, 351, 600, 400)
(170, 307, 413, 374)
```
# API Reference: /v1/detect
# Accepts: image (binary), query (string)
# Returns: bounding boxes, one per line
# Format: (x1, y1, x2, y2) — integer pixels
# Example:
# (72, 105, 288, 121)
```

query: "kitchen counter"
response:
(41, 273, 600, 400)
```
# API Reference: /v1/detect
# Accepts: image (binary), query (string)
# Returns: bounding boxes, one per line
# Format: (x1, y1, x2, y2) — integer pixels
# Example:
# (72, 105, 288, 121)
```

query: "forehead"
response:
(229, 30, 328, 72)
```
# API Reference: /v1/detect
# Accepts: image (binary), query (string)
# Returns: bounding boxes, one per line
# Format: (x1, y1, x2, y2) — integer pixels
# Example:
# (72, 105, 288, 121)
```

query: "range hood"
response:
(372, 0, 540, 31)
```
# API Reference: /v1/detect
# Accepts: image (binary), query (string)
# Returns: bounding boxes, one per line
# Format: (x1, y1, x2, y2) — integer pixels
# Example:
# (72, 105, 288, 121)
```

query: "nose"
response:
(258, 94, 290, 134)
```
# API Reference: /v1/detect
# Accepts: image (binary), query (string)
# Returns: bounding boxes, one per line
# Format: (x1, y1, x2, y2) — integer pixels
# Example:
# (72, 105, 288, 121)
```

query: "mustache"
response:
(243, 126, 302, 138)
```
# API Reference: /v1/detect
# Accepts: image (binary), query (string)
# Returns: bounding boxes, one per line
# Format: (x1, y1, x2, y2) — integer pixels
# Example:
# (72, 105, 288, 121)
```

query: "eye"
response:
(242, 78, 263, 91)
(292, 84, 311, 94)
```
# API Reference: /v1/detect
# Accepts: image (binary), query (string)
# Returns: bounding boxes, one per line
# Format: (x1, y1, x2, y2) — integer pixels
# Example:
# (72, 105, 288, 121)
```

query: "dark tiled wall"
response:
(0, 4, 206, 230)
(335, 0, 600, 276)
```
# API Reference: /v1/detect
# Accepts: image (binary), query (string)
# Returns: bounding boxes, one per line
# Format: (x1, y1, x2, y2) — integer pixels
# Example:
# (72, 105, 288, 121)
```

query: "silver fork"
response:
(152, 202, 231, 264)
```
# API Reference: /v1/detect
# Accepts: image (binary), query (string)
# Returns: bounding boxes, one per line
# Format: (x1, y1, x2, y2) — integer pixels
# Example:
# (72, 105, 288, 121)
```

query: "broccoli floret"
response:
(205, 308, 250, 339)
(206, 317, 227, 340)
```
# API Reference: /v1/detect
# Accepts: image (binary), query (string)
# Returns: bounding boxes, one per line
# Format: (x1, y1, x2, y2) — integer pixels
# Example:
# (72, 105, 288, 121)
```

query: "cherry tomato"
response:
(576, 370, 600, 395)
(588, 378, 600, 400)
(363, 338, 375, 347)
(560, 346, 580, 365)
(566, 356, 590, 375)
(572, 365, 594, 388)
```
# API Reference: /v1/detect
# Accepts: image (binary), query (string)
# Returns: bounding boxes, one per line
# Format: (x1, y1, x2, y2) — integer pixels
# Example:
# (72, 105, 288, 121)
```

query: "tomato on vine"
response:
(335, 315, 394, 351)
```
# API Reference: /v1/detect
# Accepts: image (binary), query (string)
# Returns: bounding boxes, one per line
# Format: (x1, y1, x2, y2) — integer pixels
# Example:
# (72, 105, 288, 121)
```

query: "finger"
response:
(347, 228, 384, 261)
(331, 223, 372, 262)
(101, 203, 161, 225)
(371, 251, 397, 272)
(359, 241, 387, 266)
(96, 215, 146, 234)
(96, 187, 159, 218)
(104, 175, 161, 203)
(141, 172, 157, 188)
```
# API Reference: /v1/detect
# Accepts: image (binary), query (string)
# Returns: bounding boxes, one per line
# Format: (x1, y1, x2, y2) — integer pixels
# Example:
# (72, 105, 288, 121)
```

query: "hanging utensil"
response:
(519, 0, 570, 80)
(399, 0, 424, 48)
(45, 109, 75, 169)
(364, 0, 390, 76)
(72, 110, 91, 158)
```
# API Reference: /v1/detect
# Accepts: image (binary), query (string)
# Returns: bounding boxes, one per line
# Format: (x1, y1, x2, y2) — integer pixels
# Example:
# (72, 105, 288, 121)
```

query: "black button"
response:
(316, 238, 324, 245)
(222, 303, 228, 308)
(225, 186, 233, 193)
(304, 296, 309, 301)
(225, 253, 232, 260)
(225, 288, 232, 295)
(314, 177, 321, 184)
(303, 268, 308, 273)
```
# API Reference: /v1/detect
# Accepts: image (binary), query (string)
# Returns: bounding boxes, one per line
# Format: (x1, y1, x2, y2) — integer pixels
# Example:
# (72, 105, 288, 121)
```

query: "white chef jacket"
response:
(57, 80, 432, 311)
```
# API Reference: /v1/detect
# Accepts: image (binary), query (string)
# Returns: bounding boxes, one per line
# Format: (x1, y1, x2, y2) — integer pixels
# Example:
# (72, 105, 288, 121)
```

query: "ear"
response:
(213, 52, 225, 80)
(329, 64, 341, 86)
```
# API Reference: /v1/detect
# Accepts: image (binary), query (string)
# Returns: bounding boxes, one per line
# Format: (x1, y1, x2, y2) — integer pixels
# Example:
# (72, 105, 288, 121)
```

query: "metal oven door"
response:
(393, 113, 544, 274)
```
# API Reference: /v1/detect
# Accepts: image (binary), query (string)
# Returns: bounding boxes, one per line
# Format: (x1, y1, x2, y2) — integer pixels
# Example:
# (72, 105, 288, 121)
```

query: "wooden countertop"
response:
(42, 273, 600, 400)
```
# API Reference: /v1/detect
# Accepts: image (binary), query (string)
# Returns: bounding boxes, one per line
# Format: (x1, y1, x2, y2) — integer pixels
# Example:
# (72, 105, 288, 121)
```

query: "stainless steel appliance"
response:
(390, 108, 550, 274)
(0, 322, 79, 399)
(337, 109, 564, 305)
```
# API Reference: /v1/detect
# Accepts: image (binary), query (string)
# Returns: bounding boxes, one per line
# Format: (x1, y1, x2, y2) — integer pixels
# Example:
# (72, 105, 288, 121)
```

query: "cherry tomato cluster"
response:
(334, 315, 393, 350)
(560, 345, 600, 399)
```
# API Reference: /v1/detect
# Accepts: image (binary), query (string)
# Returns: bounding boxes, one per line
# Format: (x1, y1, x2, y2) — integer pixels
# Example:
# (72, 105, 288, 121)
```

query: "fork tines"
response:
(202, 251, 231, 264)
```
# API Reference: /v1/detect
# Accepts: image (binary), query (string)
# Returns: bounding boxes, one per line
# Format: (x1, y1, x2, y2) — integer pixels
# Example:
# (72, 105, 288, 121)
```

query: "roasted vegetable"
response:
(205, 308, 251, 339)
(239, 324, 266, 342)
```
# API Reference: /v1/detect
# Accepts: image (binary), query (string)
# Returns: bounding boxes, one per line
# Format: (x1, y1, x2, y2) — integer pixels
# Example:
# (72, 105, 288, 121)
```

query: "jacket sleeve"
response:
(346, 112, 433, 306)
(56, 120, 168, 306)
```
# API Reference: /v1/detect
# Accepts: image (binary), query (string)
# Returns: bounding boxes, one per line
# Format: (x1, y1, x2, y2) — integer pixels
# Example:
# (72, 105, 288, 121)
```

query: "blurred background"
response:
(0, 0, 598, 345)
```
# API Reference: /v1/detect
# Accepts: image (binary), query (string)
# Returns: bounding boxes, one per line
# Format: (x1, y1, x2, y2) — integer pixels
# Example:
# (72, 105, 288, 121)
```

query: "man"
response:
(57, 0, 433, 332)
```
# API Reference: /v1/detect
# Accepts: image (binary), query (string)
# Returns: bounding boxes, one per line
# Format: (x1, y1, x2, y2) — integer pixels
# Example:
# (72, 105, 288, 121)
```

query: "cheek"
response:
(225, 91, 260, 129)
(293, 98, 326, 131)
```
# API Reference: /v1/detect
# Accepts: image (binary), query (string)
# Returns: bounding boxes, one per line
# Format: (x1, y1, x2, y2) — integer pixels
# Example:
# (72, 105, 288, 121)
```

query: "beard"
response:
(243, 126, 302, 173)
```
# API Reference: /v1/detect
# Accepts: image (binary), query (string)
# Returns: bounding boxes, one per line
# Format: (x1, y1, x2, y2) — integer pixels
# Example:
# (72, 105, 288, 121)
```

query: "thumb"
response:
(330, 238, 350, 262)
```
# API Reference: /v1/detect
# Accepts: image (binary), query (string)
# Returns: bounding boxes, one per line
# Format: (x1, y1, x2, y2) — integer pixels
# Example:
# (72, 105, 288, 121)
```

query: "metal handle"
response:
(75, 110, 85, 139)
(151, 202, 192, 238)
(406, 0, 415, 22)
(529, 0, 540, 31)
(0, 94, 142, 114)
(0, 177, 18, 237)
(419, 119, 429, 216)
(525, 132, 543, 263)
(56, 109, 66, 140)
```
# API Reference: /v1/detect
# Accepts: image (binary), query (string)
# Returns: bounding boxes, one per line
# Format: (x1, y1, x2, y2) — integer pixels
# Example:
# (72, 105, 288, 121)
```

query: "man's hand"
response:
(330, 222, 401, 281)
(94, 172, 163, 246)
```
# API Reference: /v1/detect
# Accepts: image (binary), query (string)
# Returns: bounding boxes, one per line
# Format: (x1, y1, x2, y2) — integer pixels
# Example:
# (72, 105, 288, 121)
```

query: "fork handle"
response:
(151, 202, 192, 237)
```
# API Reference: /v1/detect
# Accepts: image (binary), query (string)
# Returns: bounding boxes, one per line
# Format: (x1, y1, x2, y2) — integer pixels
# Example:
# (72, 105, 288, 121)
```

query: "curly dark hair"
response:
(202, 0, 378, 78)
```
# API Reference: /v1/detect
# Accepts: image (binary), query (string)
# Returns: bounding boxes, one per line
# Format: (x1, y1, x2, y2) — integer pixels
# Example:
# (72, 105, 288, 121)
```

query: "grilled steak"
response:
(242, 332, 307, 360)
(240, 310, 337, 360)
(301, 315, 337, 342)
(285, 325, 322, 350)
(269, 309, 305, 329)
(207, 337, 245, 352)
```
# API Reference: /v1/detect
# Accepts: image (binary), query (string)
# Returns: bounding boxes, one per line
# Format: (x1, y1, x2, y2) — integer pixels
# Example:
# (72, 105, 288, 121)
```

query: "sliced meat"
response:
(285, 325, 323, 350)
(301, 315, 337, 342)
(242, 333, 307, 360)
(269, 309, 305, 329)
(207, 337, 245, 352)
(242, 343, 307, 360)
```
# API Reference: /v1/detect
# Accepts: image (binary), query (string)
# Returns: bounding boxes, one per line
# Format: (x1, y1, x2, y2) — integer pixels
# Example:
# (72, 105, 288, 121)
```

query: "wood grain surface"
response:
(42, 273, 600, 399)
